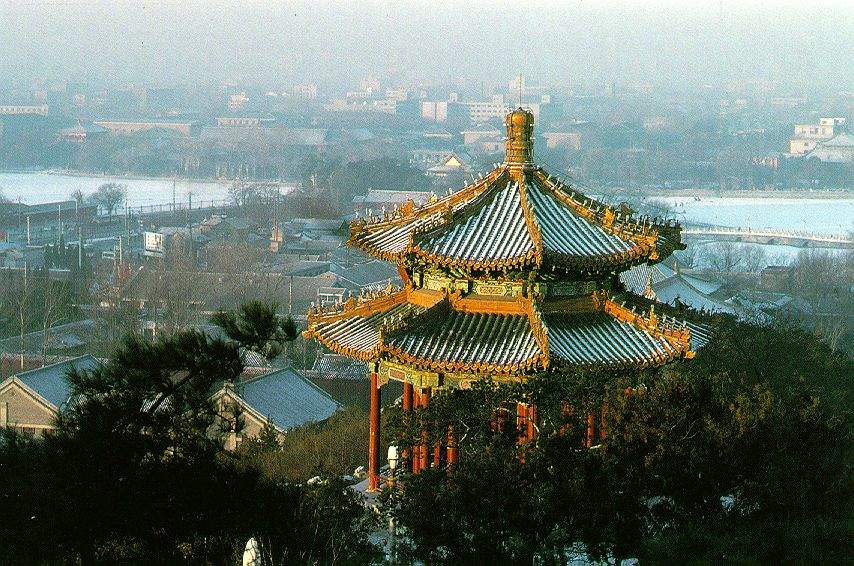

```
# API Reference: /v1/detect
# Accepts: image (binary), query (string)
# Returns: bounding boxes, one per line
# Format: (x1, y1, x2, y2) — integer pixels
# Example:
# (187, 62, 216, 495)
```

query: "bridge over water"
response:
(683, 224, 853, 249)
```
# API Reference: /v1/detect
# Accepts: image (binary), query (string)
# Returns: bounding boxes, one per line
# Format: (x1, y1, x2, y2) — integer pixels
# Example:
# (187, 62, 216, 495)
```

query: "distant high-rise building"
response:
(228, 92, 249, 111)
(359, 76, 380, 93)
(385, 88, 409, 102)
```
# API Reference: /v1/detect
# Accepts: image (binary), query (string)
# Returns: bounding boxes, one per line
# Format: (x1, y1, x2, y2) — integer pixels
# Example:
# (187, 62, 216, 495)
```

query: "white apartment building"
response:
(789, 117, 846, 155)
(421, 100, 449, 122)
(463, 95, 510, 122)
(0, 105, 49, 116)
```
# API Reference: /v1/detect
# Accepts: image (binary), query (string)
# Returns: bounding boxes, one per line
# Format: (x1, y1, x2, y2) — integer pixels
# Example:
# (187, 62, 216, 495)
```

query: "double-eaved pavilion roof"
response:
(305, 286, 695, 376)
(305, 107, 701, 380)
(350, 166, 684, 275)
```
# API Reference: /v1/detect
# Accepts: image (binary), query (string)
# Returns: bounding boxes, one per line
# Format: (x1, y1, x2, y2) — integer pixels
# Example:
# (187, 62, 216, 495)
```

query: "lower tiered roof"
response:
(305, 285, 698, 376)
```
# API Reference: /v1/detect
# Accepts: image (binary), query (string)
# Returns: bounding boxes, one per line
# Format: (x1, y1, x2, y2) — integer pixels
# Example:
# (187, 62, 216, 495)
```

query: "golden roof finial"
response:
(504, 107, 534, 165)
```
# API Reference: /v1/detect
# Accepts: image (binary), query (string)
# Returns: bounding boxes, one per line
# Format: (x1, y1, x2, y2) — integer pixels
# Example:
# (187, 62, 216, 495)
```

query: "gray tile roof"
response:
(621, 263, 736, 316)
(349, 166, 681, 273)
(235, 368, 340, 430)
(311, 353, 368, 380)
(546, 314, 678, 367)
(806, 132, 854, 163)
(417, 181, 535, 262)
(15, 355, 101, 410)
(331, 260, 401, 290)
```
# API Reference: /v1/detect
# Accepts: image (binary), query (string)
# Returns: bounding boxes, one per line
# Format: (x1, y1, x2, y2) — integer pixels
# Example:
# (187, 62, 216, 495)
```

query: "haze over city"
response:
(2, 0, 853, 91)
(0, 2, 851, 564)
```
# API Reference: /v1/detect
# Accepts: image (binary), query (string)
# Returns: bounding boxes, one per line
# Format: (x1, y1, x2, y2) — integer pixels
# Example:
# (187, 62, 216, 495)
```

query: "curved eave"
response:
(383, 344, 545, 375)
(305, 329, 380, 362)
(304, 289, 696, 378)
(347, 167, 682, 273)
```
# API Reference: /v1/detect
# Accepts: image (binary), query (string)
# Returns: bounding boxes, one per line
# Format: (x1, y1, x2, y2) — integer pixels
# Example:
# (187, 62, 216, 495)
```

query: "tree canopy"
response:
(0, 303, 376, 565)
(384, 319, 852, 564)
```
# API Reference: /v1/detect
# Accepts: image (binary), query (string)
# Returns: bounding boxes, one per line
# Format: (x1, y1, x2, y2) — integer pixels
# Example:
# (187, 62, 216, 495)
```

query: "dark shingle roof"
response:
(14, 355, 101, 410)
(235, 368, 340, 430)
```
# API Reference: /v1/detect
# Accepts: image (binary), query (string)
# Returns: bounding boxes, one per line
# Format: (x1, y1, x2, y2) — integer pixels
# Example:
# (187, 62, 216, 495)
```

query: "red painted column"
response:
(446, 426, 457, 467)
(402, 382, 413, 471)
(526, 404, 538, 442)
(419, 388, 431, 472)
(560, 401, 573, 436)
(411, 389, 420, 473)
(368, 370, 381, 491)
(403, 382, 413, 411)
(585, 412, 595, 448)
(516, 402, 527, 444)
(600, 403, 608, 441)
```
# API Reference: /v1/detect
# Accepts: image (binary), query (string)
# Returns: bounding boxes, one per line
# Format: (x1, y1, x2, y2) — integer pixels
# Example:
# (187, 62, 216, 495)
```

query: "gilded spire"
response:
(504, 107, 534, 165)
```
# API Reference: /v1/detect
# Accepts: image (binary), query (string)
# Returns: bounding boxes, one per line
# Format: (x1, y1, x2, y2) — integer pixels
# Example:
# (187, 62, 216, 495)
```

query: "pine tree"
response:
(257, 418, 282, 451)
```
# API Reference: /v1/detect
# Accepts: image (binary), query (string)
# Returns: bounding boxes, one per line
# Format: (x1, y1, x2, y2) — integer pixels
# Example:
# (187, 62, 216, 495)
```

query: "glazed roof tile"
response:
(546, 314, 677, 367)
(349, 167, 680, 273)
(526, 181, 636, 258)
(310, 301, 427, 360)
(305, 290, 696, 374)
(386, 310, 540, 371)
(415, 181, 535, 264)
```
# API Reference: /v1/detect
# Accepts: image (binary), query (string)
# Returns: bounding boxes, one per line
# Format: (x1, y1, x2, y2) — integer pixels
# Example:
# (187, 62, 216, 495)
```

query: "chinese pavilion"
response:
(305, 108, 699, 491)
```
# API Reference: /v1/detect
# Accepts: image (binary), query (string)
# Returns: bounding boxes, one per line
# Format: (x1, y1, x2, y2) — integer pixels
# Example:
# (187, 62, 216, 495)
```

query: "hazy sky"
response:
(2, 0, 852, 92)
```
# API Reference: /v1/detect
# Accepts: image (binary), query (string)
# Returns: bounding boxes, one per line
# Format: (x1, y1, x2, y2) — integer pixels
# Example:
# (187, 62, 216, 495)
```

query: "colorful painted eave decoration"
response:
(348, 166, 684, 274)
(304, 285, 696, 376)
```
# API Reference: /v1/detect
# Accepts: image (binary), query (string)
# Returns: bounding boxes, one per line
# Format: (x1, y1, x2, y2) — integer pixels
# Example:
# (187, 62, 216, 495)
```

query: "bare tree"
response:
(69, 188, 85, 206)
(8, 267, 36, 369)
(700, 242, 767, 273)
(91, 183, 127, 222)
(40, 278, 67, 365)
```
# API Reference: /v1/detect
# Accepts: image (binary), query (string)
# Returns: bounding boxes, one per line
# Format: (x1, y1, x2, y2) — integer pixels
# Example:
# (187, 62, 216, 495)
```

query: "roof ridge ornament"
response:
(504, 108, 535, 167)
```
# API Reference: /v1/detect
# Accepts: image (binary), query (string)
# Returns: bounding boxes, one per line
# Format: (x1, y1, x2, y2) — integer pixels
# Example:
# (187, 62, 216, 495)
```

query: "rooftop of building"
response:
(304, 108, 702, 378)
(10, 354, 101, 410)
(805, 132, 854, 163)
(230, 367, 340, 431)
(348, 108, 683, 277)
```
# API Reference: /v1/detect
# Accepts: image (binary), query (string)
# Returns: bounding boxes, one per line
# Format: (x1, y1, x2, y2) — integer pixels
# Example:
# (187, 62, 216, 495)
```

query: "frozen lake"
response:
(1, 172, 852, 237)
(0, 171, 233, 208)
(649, 196, 854, 236)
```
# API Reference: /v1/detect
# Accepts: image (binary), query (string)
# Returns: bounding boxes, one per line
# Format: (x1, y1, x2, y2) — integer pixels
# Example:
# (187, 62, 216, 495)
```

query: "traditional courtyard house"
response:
(212, 367, 340, 450)
(0, 355, 100, 437)
(621, 261, 743, 318)
(305, 107, 705, 491)
(426, 152, 473, 178)
(805, 132, 854, 164)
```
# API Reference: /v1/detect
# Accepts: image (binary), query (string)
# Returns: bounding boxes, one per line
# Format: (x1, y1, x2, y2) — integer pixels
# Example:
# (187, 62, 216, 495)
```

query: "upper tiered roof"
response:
(350, 108, 684, 277)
